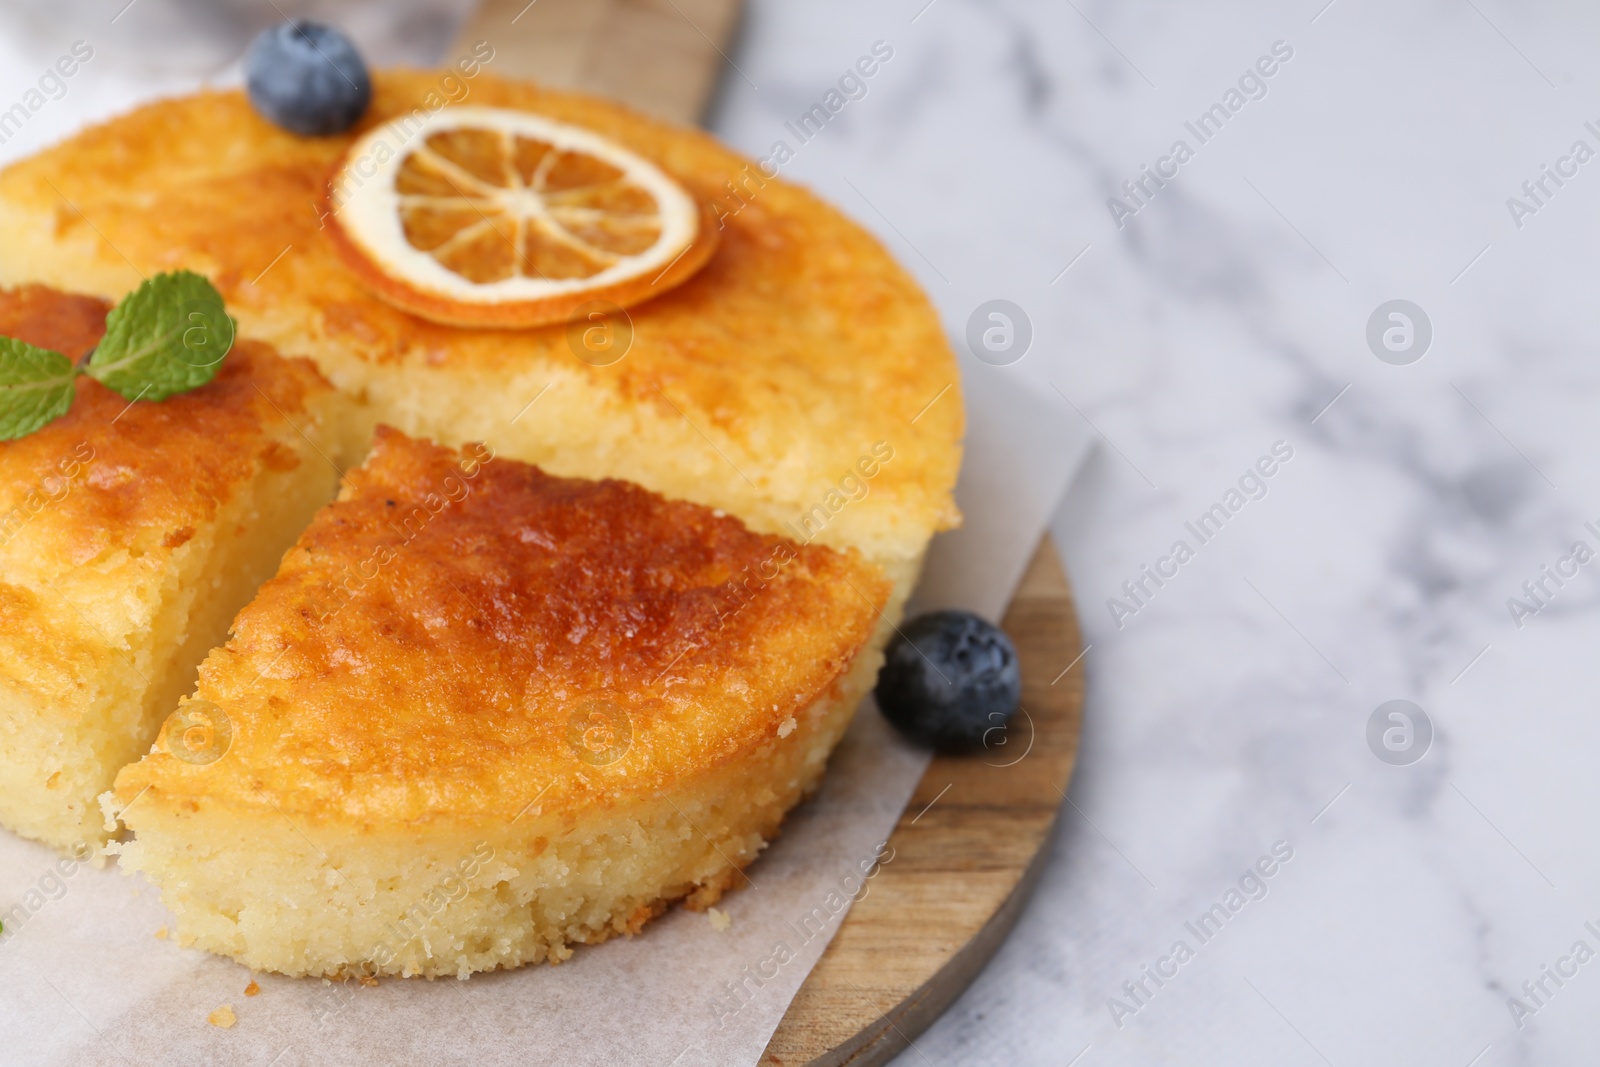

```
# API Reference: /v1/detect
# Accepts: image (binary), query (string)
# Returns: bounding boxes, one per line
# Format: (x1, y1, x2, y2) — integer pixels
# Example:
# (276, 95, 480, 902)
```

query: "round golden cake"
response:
(0, 71, 963, 582)
(0, 72, 965, 976)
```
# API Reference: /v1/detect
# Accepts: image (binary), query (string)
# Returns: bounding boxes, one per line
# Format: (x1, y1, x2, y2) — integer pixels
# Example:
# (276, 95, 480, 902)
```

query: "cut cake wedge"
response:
(111, 427, 891, 978)
(0, 285, 348, 853)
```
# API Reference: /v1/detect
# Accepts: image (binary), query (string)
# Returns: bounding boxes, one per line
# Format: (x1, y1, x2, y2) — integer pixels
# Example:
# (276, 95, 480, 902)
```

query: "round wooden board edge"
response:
(762, 534, 1086, 1066)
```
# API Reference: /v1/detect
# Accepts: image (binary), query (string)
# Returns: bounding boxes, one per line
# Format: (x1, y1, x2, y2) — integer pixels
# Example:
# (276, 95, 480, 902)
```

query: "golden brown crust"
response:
(0, 286, 331, 574)
(0, 283, 108, 359)
(115, 427, 890, 825)
(0, 72, 962, 555)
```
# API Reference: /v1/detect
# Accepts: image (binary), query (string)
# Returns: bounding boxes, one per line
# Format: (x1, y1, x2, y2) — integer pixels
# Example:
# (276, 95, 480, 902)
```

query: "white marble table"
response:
(4, 1, 1599, 1064)
(711, 2, 1600, 1064)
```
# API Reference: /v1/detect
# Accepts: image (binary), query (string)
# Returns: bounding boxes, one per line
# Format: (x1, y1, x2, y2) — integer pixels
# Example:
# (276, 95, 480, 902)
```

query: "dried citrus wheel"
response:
(323, 106, 717, 329)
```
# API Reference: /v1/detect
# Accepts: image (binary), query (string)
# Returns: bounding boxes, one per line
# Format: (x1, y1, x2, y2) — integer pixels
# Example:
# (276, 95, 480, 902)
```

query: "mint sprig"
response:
(0, 271, 235, 441)
(89, 271, 235, 401)
(0, 338, 77, 441)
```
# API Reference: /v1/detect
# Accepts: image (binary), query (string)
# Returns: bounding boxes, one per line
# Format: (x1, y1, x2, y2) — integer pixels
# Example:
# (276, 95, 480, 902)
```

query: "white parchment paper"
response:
(0, 11, 1094, 1063)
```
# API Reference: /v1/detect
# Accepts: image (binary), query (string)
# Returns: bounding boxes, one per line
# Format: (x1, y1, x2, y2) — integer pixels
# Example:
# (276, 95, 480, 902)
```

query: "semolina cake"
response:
(0, 71, 963, 605)
(0, 284, 348, 853)
(110, 427, 890, 978)
(0, 70, 966, 974)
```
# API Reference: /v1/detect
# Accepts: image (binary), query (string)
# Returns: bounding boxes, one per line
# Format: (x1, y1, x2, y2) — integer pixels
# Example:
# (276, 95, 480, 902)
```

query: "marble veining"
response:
(724, 2, 1600, 1064)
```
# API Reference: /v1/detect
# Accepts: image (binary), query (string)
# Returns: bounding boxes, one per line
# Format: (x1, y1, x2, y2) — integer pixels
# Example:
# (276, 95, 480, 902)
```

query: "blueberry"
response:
(246, 21, 371, 136)
(875, 610, 1021, 753)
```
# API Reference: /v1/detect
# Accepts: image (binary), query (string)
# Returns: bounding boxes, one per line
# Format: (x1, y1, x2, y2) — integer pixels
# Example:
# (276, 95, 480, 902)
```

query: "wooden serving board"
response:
(763, 538, 1084, 1066)
(452, 0, 746, 124)
(450, 6, 1086, 1063)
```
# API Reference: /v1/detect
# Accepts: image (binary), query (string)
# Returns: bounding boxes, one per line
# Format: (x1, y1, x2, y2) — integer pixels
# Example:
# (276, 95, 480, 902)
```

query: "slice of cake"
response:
(110, 427, 890, 978)
(0, 284, 348, 854)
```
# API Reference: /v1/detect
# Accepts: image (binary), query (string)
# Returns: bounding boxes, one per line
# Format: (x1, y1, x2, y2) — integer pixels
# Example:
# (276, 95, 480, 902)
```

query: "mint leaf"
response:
(86, 271, 235, 401)
(0, 338, 76, 441)
(0, 272, 237, 442)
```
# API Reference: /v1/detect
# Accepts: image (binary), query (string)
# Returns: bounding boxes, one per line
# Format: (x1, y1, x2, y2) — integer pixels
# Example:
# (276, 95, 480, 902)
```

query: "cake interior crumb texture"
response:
(112, 428, 905, 977)
(114, 647, 885, 978)
(0, 285, 346, 853)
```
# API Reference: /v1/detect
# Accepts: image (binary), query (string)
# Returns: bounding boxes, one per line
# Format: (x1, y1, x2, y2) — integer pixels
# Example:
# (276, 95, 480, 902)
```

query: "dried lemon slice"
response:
(324, 106, 717, 329)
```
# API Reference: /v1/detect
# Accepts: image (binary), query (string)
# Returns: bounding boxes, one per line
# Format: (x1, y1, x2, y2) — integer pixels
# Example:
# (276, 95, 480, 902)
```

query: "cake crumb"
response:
(243, 980, 260, 997)
(707, 906, 732, 932)
(777, 716, 797, 738)
(207, 1005, 236, 1029)
(154, 927, 168, 940)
